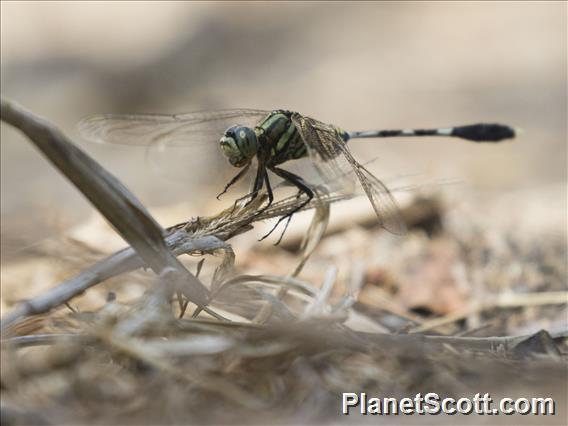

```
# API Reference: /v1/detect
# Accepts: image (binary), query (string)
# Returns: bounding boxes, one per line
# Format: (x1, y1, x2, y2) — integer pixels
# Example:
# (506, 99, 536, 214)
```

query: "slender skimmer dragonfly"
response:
(79, 109, 515, 241)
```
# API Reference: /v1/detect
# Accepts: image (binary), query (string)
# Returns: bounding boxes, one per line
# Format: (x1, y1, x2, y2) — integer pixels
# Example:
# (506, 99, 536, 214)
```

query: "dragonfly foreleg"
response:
(217, 163, 251, 200)
(259, 167, 314, 244)
(230, 163, 267, 215)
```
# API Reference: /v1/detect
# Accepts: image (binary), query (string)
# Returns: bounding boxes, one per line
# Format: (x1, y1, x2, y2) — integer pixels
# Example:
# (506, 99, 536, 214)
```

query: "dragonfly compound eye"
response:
(220, 126, 258, 167)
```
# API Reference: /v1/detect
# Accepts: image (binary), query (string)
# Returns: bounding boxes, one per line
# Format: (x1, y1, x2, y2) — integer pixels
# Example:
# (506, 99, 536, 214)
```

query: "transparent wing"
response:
(78, 108, 270, 181)
(290, 115, 355, 190)
(78, 109, 270, 147)
(291, 113, 406, 235)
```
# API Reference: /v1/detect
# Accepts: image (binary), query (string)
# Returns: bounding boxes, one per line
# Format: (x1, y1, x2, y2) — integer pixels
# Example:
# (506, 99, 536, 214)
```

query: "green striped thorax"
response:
(219, 110, 349, 169)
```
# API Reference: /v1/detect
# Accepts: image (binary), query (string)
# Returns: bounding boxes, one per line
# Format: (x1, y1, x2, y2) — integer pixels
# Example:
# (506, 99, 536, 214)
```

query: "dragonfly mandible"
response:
(79, 109, 515, 242)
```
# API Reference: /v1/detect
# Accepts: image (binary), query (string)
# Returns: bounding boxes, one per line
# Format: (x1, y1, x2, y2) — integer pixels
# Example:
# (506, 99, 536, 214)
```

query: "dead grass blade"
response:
(1, 98, 209, 328)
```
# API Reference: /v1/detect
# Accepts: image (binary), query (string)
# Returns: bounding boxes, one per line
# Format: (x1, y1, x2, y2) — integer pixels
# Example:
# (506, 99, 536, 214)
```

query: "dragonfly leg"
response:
(217, 163, 251, 200)
(242, 167, 276, 222)
(230, 163, 266, 215)
(271, 191, 302, 246)
(263, 168, 274, 207)
(259, 167, 314, 244)
(254, 168, 275, 216)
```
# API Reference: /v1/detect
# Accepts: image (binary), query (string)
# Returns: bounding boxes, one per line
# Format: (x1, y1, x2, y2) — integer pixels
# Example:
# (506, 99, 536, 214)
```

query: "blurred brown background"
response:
(1, 1, 566, 252)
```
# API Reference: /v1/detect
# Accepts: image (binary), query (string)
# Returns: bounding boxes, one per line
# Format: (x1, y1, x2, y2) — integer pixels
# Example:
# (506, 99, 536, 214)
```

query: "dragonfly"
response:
(79, 109, 516, 242)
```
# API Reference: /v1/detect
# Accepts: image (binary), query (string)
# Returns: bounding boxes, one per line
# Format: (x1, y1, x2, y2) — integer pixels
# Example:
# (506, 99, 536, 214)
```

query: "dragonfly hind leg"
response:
(259, 167, 314, 244)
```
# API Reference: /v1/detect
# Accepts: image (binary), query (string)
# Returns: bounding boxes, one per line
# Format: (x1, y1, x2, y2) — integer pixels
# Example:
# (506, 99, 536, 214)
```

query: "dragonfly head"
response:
(220, 126, 258, 167)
